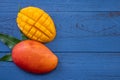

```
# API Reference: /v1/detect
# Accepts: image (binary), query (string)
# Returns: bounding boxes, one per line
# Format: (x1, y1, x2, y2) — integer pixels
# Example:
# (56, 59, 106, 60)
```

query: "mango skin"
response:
(16, 6, 56, 43)
(12, 40, 58, 74)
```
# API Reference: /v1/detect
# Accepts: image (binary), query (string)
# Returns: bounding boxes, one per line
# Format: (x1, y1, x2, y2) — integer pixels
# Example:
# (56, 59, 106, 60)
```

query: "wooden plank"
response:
(0, 0, 120, 80)
(0, 12, 120, 52)
(0, 0, 120, 12)
(0, 52, 120, 80)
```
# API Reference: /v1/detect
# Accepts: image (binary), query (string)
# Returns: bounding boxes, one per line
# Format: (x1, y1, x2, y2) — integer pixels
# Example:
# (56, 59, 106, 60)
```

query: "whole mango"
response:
(16, 6, 56, 43)
(12, 40, 58, 74)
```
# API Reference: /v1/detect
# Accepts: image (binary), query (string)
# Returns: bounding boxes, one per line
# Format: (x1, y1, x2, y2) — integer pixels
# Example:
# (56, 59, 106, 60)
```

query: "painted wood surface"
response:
(0, 0, 120, 80)
(0, 52, 120, 80)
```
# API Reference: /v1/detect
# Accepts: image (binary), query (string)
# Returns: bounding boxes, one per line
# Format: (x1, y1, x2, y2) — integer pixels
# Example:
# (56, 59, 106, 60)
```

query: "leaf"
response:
(0, 53, 12, 62)
(0, 33, 21, 49)
(20, 31, 28, 40)
(18, 4, 22, 12)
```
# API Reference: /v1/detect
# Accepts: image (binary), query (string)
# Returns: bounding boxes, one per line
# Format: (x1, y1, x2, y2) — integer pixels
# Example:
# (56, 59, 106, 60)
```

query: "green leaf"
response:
(0, 54, 12, 62)
(18, 4, 22, 12)
(0, 33, 21, 49)
(20, 31, 28, 40)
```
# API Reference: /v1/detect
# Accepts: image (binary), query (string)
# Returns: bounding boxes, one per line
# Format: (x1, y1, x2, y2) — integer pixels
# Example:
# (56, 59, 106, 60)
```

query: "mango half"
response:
(16, 6, 56, 43)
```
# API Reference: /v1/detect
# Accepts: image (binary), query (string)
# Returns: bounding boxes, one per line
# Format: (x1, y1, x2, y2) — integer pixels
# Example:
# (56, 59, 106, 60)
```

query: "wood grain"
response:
(0, 12, 120, 52)
(0, 0, 120, 12)
(0, 0, 120, 80)
(0, 53, 120, 80)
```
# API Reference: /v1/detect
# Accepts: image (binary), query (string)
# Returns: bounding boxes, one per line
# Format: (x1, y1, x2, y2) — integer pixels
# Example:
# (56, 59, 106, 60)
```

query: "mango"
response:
(16, 6, 56, 43)
(12, 40, 58, 74)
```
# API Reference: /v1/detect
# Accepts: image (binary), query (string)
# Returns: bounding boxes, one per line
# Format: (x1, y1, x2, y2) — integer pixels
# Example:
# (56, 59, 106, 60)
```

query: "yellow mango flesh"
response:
(16, 6, 56, 43)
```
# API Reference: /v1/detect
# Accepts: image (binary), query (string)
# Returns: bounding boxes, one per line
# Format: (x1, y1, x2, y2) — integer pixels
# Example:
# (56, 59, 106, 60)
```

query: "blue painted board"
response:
(0, 53, 120, 80)
(1, 0, 120, 12)
(0, 12, 120, 52)
(0, 0, 120, 80)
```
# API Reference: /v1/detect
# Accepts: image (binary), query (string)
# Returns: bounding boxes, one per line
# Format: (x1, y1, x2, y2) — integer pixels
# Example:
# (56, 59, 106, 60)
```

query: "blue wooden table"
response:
(0, 0, 120, 80)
